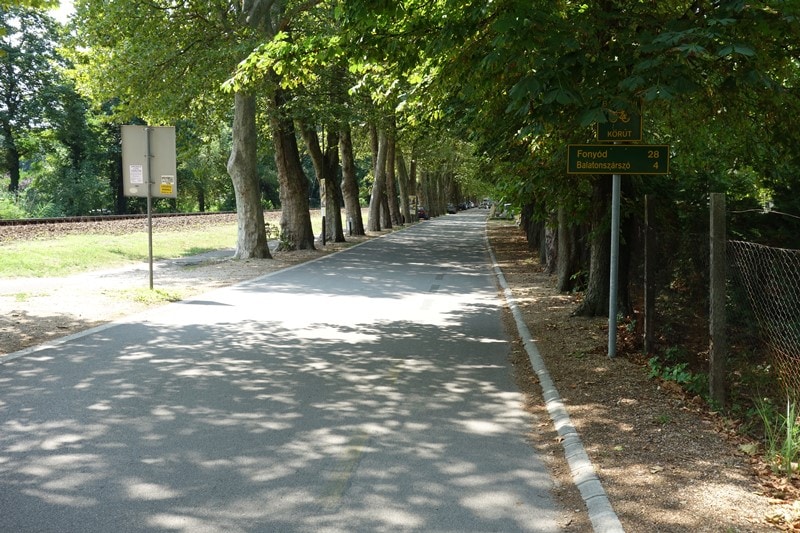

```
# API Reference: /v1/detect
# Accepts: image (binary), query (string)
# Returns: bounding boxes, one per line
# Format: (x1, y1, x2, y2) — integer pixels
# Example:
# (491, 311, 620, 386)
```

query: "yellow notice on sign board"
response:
(160, 175, 175, 196)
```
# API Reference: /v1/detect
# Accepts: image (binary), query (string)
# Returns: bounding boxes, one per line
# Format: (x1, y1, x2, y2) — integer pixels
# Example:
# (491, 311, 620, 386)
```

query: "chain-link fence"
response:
(728, 240, 800, 399)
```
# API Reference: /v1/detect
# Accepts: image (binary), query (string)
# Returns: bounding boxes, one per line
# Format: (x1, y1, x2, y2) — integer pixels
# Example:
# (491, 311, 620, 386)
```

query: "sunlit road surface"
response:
(0, 209, 560, 532)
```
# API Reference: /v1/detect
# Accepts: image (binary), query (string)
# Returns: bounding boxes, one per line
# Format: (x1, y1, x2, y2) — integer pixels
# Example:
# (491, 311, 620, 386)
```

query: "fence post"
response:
(644, 195, 655, 354)
(709, 193, 727, 406)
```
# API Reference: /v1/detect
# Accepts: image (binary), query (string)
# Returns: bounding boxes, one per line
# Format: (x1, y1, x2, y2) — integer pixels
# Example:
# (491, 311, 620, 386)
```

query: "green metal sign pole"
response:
(608, 172, 621, 357)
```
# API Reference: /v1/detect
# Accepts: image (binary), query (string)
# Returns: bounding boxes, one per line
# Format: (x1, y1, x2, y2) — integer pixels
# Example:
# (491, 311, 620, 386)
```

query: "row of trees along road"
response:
(3, 1, 800, 327)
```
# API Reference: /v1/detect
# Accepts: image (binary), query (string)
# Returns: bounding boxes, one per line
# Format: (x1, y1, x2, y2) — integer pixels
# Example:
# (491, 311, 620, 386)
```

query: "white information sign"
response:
(121, 125, 177, 199)
(130, 164, 144, 184)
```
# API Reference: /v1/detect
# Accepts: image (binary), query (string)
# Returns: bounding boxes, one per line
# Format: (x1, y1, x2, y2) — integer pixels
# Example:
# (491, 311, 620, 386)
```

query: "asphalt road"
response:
(0, 209, 561, 532)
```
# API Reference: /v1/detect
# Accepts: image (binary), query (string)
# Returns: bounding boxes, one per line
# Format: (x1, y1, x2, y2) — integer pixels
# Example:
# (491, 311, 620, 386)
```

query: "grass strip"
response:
(0, 225, 238, 278)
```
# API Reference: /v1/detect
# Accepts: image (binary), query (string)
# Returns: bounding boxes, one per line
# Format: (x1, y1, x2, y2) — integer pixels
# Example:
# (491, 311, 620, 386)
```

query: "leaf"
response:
(643, 84, 674, 101)
(579, 107, 605, 128)
(632, 57, 663, 73)
(739, 443, 760, 456)
(708, 17, 737, 27)
(542, 88, 559, 104)
(619, 75, 645, 92)
(556, 89, 575, 105)
(718, 44, 756, 58)
(676, 43, 707, 57)
(508, 75, 541, 103)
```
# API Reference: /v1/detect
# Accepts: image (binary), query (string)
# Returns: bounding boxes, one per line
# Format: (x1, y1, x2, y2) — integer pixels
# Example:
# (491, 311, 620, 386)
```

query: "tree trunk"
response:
(339, 125, 365, 235)
(114, 173, 125, 214)
(300, 122, 325, 194)
(573, 176, 612, 316)
(270, 88, 315, 250)
(431, 172, 447, 217)
(381, 194, 392, 229)
(557, 207, 582, 291)
(396, 149, 413, 224)
(111, 128, 125, 214)
(368, 127, 387, 232)
(521, 202, 545, 261)
(418, 170, 430, 216)
(385, 125, 402, 225)
(544, 218, 557, 275)
(2, 123, 21, 192)
(323, 128, 344, 242)
(617, 177, 635, 315)
(227, 92, 271, 259)
(410, 157, 418, 209)
(300, 124, 344, 243)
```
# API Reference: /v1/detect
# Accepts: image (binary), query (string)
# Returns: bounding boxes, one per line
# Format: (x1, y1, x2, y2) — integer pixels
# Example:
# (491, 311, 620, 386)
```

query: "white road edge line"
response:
(485, 224, 625, 533)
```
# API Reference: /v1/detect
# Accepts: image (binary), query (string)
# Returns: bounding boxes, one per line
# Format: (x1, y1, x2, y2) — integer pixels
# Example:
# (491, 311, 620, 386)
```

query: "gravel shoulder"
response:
(0, 217, 789, 531)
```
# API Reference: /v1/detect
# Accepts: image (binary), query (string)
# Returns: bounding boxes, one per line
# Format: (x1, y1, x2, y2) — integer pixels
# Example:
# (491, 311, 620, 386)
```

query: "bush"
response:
(0, 193, 27, 219)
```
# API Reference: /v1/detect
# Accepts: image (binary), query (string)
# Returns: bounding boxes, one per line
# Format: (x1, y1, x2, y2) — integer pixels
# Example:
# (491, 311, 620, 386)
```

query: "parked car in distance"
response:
(446, 204, 457, 214)
(417, 206, 430, 220)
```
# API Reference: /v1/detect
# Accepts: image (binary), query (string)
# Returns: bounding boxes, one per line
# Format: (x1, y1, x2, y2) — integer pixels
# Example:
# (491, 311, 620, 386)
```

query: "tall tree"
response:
(367, 125, 388, 232)
(71, 0, 276, 257)
(228, 92, 270, 258)
(300, 122, 344, 242)
(268, 85, 314, 249)
(395, 148, 413, 224)
(385, 120, 402, 225)
(0, 6, 59, 192)
(339, 124, 365, 235)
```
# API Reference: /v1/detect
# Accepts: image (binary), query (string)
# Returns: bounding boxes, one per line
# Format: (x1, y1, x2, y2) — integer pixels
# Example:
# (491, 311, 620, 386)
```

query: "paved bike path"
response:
(0, 210, 561, 532)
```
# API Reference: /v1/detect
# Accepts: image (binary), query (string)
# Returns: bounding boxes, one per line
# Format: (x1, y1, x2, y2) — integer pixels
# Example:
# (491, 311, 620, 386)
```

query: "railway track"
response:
(0, 212, 240, 243)
(0, 211, 236, 226)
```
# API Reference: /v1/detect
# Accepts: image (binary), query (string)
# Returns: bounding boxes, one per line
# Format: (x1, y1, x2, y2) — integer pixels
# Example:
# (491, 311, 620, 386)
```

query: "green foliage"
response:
(755, 398, 800, 478)
(68, 0, 251, 127)
(0, 191, 26, 218)
(123, 287, 184, 304)
(1, 5, 63, 191)
(647, 347, 709, 397)
(0, 1, 57, 8)
(28, 163, 112, 216)
(654, 413, 672, 425)
(176, 121, 237, 212)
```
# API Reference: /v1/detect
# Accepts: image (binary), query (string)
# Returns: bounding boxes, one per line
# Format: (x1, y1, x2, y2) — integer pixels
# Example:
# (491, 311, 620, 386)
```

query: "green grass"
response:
(0, 208, 375, 278)
(121, 287, 185, 304)
(0, 224, 238, 278)
(756, 397, 800, 478)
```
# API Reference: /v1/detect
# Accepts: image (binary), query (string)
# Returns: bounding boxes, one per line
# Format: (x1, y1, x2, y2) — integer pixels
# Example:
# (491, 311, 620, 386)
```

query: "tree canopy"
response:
(4, 0, 800, 275)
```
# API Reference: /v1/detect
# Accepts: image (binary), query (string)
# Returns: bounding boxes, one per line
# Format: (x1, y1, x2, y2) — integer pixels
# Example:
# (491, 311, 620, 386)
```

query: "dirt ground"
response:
(489, 220, 790, 532)
(0, 217, 794, 531)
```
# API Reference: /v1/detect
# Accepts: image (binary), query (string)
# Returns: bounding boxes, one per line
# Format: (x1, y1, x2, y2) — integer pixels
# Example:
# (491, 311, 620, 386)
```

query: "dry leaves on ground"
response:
(490, 219, 793, 532)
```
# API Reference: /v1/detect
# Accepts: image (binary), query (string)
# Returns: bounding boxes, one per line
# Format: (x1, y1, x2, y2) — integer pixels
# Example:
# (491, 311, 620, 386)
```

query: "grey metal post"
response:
(608, 173, 621, 357)
(146, 126, 154, 290)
